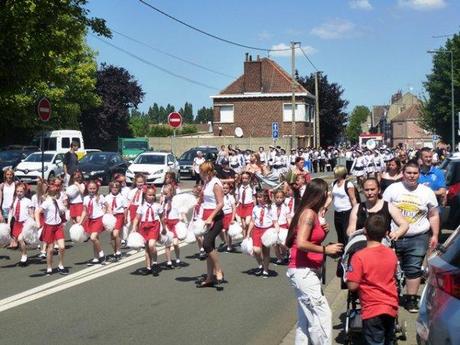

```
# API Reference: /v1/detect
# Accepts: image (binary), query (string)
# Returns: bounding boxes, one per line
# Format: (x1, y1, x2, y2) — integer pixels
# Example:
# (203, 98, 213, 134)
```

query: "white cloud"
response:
(398, 0, 446, 10)
(257, 31, 273, 41)
(269, 43, 317, 57)
(349, 0, 373, 10)
(310, 19, 356, 39)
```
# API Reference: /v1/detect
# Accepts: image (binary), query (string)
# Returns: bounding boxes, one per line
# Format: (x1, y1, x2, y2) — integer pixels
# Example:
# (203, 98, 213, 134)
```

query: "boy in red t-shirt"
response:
(347, 214, 398, 345)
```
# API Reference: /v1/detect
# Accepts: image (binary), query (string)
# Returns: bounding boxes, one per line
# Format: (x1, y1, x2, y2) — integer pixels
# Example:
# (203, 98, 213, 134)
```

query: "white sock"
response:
(175, 258, 181, 263)
(58, 264, 64, 270)
(20, 255, 27, 262)
(152, 261, 158, 265)
(115, 251, 121, 255)
(167, 261, 172, 265)
(98, 251, 104, 258)
(47, 268, 52, 272)
(200, 248, 204, 252)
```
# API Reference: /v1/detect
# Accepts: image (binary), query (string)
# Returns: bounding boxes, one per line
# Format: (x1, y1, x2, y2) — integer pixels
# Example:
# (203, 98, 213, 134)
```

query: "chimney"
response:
(244, 55, 262, 92)
(245, 52, 249, 62)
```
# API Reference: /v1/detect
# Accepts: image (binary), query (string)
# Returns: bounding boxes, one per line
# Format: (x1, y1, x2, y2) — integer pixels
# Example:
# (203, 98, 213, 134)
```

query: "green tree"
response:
(297, 73, 348, 146)
(346, 106, 371, 143)
(179, 102, 194, 123)
(422, 33, 459, 145)
(195, 106, 214, 123)
(129, 110, 149, 137)
(0, 0, 110, 145)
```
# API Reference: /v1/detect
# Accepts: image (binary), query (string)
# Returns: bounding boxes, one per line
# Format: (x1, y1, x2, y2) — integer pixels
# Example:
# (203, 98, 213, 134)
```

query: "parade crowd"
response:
(0, 141, 450, 345)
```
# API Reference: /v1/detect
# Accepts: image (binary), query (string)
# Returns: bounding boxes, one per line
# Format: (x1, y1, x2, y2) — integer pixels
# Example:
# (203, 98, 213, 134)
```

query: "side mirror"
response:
(56, 159, 62, 165)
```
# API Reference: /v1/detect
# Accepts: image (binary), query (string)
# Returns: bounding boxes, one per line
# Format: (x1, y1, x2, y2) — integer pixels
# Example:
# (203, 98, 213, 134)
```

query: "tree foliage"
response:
(0, 0, 110, 145)
(346, 106, 371, 143)
(297, 73, 348, 146)
(80, 64, 144, 150)
(195, 106, 214, 123)
(422, 32, 460, 145)
(179, 102, 194, 123)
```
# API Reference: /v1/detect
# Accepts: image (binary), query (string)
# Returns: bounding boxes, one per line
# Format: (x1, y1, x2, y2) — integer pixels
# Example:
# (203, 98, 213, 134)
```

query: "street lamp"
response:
(427, 49, 455, 151)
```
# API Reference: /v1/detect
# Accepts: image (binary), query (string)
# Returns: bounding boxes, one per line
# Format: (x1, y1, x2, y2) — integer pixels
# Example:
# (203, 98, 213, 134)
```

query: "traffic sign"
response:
(37, 97, 51, 122)
(168, 112, 182, 128)
(272, 122, 279, 139)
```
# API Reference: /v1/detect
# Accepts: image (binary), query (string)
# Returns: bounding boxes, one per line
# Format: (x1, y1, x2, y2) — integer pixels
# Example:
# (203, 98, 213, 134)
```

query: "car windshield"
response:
(179, 151, 197, 161)
(24, 153, 53, 163)
(80, 153, 110, 165)
(0, 151, 21, 161)
(180, 149, 216, 161)
(124, 141, 148, 150)
(445, 160, 460, 185)
(134, 155, 165, 165)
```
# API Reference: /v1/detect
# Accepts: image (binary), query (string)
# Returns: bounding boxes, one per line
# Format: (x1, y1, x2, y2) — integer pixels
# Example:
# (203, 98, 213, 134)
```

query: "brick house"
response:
(391, 104, 432, 148)
(211, 55, 316, 142)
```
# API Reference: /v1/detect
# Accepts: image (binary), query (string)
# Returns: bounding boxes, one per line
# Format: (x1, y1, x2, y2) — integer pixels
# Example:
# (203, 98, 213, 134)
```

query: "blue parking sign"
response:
(272, 122, 279, 139)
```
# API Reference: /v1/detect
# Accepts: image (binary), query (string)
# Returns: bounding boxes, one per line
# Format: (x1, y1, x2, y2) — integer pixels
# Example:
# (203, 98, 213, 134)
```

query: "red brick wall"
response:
(213, 97, 313, 137)
(244, 61, 262, 92)
(392, 120, 432, 148)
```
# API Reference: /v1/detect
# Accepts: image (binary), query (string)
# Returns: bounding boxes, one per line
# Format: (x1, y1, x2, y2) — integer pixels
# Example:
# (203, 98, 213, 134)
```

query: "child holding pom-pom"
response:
(105, 181, 128, 262)
(162, 184, 184, 268)
(67, 171, 86, 224)
(221, 182, 236, 252)
(11, 182, 33, 266)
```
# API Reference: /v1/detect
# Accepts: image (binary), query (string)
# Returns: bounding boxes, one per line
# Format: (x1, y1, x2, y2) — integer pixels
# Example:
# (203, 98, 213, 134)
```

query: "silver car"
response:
(416, 226, 460, 345)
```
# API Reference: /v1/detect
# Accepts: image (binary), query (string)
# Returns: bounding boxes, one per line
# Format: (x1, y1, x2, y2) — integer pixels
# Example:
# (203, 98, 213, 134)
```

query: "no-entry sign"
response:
(37, 97, 51, 122)
(168, 112, 182, 128)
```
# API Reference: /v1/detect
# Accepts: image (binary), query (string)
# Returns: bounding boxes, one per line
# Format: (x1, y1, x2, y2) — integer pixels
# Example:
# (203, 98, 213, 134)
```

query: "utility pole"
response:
(451, 51, 455, 151)
(314, 71, 320, 148)
(290, 41, 297, 152)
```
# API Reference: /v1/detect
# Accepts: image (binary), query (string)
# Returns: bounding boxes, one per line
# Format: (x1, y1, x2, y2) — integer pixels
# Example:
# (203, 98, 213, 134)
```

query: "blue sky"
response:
(86, 0, 458, 114)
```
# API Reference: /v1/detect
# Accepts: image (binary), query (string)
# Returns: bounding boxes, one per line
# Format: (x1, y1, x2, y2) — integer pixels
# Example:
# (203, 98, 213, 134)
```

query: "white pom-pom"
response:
(0, 223, 11, 246)
(227, 223, 243, 239)
(22, 219, 40, 245)
(261, 228, 279, 247)
(127, 232, 144, 249)
(277, 228, 288, 245)
(192, 219, 206, 236)
(241, 238, 254, 256)
(159, 231, 174, 246)
(69, 224, 87, 243)
(184, 229, 196, 243)
(66, 184, 79, 199)
(65, 209, 70, 221)
(172, 193, 197, 214)
(175, 221, 188, 240)
(102, 214, 117, 232)
(232, 232, 244, 241)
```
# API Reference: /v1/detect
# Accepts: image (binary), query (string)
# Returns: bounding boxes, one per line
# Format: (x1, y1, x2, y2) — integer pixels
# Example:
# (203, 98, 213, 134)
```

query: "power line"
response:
(91, 34, 220, 91)
(299, 46, 319, 72)
(138, 0, 291, 53)
(111, 28, 236, 79)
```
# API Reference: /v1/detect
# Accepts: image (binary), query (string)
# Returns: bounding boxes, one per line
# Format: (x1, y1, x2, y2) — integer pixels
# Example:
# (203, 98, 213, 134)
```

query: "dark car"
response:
(178, 146, 218, 179)
(78, 152, 128, 184)
(439, 154, 460, 229)
(0, 149, 36, 181)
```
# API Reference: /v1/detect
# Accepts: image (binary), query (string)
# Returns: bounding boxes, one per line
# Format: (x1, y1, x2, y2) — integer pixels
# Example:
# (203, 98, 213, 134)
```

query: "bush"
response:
(147, 124, 198, 137)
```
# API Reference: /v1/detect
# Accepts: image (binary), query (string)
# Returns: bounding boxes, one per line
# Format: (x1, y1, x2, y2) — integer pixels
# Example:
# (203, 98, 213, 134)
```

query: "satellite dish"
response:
(234, 127, 244, 138)
(366, 139, 377, 150)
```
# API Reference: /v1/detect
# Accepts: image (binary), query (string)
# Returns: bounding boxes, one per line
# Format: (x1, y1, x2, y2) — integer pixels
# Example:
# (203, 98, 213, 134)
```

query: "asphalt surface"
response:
(0, 173, 340, 345)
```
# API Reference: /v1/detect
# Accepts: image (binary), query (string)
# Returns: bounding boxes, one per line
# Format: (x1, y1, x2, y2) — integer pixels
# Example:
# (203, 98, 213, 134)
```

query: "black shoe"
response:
(166, 262, 173, 269)
(152, 264, 160, 276)
(57, 267, 69, 275)
(18, 260, 28, 267)
(45, 268, 53, 276)
(87, 258, 99, 266)
(405, 295, 419, 313)
(140, 267, 152, 275)
(262, 271, 269, 279)
(199, 251, 207, 260)
(98, 256, 106, 265)
(226, 246, 234, 253)
(255, 267, 263, 276)
(196, 280, 215, 288)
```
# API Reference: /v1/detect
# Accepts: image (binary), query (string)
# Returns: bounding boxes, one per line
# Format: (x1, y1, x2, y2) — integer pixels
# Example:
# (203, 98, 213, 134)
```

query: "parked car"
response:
(78, 152, 128, 184)
(439, 153, 460, 229)
(0, 149, 36, 181)
(14, 151, 65, 183)
(178, 146, 218, 179)
(416, 226, 460, 345)
(126, 151, 179, 185)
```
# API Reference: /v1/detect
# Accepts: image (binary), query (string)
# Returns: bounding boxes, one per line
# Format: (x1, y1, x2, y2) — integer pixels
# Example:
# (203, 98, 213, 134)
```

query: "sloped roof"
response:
(215, 58, 311, 96)
(391, 104, 422, 122)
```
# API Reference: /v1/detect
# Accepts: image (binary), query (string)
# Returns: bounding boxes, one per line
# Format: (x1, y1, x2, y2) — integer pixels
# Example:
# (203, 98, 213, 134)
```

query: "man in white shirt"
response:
(192, 151, 206, 185)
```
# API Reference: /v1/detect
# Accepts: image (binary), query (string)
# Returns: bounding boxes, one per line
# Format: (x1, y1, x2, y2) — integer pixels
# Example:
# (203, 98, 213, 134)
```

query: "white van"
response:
(32, 130, 86, 158)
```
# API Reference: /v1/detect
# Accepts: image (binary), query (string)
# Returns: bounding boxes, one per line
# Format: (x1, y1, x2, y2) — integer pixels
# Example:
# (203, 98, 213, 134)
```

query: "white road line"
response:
(0, 242, 189, 313)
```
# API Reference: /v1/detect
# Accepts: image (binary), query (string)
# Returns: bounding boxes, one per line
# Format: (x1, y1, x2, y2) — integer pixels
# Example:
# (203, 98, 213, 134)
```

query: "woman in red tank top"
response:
(285, 178, 343, 345)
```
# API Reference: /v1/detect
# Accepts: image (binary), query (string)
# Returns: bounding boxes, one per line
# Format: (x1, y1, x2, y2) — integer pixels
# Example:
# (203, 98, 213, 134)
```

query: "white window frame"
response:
(219, 104, 234, 123)
(283, 103, 307, 122)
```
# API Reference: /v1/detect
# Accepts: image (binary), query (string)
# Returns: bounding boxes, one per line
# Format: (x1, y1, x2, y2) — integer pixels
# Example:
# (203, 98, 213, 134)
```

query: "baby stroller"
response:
(340, 230, 407, 344)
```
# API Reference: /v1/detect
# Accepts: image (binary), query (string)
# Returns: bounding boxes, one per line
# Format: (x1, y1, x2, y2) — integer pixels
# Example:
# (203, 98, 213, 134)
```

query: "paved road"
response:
(0, 173, 339, 345)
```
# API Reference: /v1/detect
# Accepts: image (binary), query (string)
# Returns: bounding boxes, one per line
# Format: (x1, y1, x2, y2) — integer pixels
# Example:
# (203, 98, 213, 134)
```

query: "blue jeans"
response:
(395, 232, 429, 279)
(363, 314, 395, 345)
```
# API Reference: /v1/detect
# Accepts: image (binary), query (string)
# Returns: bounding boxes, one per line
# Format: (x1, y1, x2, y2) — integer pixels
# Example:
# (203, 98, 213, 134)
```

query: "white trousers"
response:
(287, 268, 332, 345)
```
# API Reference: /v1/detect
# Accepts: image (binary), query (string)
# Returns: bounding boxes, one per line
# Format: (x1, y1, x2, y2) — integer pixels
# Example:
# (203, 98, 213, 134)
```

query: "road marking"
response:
(0, 242, 189, 313)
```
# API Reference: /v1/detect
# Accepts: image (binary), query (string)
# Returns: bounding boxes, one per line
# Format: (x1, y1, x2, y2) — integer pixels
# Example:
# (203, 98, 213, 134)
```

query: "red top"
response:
(288, 215, 326, 269)
(347, 245, 398, 320)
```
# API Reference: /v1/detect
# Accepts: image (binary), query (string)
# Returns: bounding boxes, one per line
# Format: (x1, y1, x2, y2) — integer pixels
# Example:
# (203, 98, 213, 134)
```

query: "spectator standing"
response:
(418, 147, 447, 205)
(63, 141, 80, 187)
(192, 151, 206, 185)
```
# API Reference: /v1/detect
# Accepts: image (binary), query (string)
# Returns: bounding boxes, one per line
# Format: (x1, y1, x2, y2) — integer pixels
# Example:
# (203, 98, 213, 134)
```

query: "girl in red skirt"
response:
(246, 190, 279, 278)
(221, 182, 236, 252)
(105, 181, 128, 262)
(34, 185, 68, 275)
(32, 178, 48, 258)
(273, 190, 291, 265)
(162, 184, 182, 268)
(68, 171, 86, 224)
(127, 174, 146, 224)
(11, 182, 33, 266)
(80, 180, 107, 265)
(132, 186, 164, 276)
(236, 172, 255, 238)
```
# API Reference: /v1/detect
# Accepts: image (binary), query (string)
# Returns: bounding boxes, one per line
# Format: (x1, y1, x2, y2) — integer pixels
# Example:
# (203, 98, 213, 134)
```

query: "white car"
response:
(126, 152, 180, 185)
(14, 151, 65, 182)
